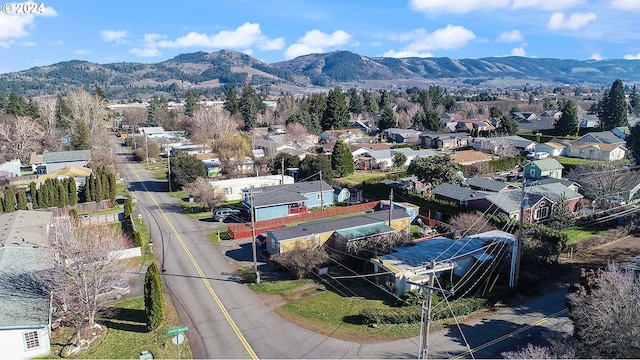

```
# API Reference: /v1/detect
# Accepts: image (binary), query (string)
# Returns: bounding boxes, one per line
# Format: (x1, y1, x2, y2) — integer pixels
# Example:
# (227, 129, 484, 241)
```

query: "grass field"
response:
(563, 227, 608, 245)
(48, 297, 191, 359)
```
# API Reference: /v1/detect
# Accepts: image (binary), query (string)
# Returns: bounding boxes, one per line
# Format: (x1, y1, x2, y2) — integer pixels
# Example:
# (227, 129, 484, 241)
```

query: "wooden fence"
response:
(228, 201, 381, 240)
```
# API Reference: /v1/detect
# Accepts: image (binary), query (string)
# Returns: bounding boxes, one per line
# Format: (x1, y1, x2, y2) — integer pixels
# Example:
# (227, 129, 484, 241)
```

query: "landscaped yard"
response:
(49, 297, 191, 359)
(563, 226, 607, 245)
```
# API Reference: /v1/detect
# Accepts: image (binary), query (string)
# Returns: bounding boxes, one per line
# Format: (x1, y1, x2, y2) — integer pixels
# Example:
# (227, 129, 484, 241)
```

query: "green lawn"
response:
(67, 297, 191, 359)
(556, 156, 600, 167)
(563, 227, 607, 245)
(342, 170, 405, 184)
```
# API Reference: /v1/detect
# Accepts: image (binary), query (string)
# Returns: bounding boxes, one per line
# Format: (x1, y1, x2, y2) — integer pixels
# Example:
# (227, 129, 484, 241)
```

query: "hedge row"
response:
(359, 297, 490, 324)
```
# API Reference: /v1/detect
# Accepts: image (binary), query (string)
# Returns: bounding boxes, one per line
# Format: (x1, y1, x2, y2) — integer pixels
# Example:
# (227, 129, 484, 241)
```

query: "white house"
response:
(0, 159, 21, 178)
(565, 142, 627, 161)
(209, 175, 295, 201)
(535, 141, 567, 157)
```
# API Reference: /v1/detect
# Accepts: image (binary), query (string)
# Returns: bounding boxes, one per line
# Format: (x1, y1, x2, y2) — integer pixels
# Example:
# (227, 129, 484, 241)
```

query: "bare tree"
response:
(65, 89, 111, 149)
(567, 164, 635, 208)
(215, 131, 253, 177)
(448, 212, 497, 236)
(271, 244, 329, 279)
(565, 263, 640, 358)
(190, 108, 239, 151)
(0, 115, 44, 161)
(183, 177, 225, 209)
(38, 96, 57, 131)
(46, 217, 136, 341)
(345, 232, 412, 258)
(285, 122, 311, 145)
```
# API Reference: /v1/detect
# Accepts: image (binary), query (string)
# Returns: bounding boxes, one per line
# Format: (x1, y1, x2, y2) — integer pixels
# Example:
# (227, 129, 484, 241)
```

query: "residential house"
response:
(564, 141, 627, 161)
(578, 115, 600, 128)
(612, 126, 630, 141)
(382, 128, 423, 144)
(0, 211, 53, 359)
(527, 182, 583, 212)
(398, 176, 430, 194)
(360, 148, 435, 170)
(0, 159, 21, 179)
(243, 180, 334, 221)
(469, 190, 551, 222)
(380, 201, 420, 222)
(472, 136, 536, 154)
(531, 177, 581, 193)
(371, 230, 515, 296)
(466, 177, 514, 192)
(265, 209, 411, 255)
(432, 183, 486, 206)
(618, 177, 640, 204)
(523, 158, 564, 180)
(31, 150, 92, 174)
(535, 141, 566, 157)
(349, 143, 392, 158)
(333, 186, 351, 203)
(138, 126, 165, 137)
(209, 175, 295, 202)
(35, 165, 92, 189)
(538, 110, 562, 122)
(420, 132, 472, 150)
(576, 131, 626, 146)
(511, 112, 538, 122)
(449, 150, 493, 165)
(321, 129, 366, 144)
(454, 119, 495, 133)
(511, 112, 554, 132)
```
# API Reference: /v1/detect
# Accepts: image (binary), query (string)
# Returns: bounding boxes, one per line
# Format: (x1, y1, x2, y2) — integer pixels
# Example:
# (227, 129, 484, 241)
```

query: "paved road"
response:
(116, 142, 573, 359)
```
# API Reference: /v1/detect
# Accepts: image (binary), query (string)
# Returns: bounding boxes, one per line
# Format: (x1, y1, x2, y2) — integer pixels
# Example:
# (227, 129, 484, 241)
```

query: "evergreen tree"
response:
(287, 110, 322, 135)
(299, 155, 334, 184)
(497, 116, 519, 135)
(124, 196, 133, 218)
(627, 123, 640, 165)
(378, 105, 397, 131)
(379, 90, 392, 110)
(629, 84, 640, 116)
(556, 99, 579, 136)
(57, 181, 68, 207)
(3, 187, 16, 213)
(169, 152, 207, 190)
(54, 95, 72, 129)
(93, 85, 107, 101)
(599, 79, 628, 130)
(425, 109, 443, 132)
(331, 139, 355, 178)
(26, 96, 40, 119)
(108, 172, 117, 206)
(5, 92, 28, 116)
(184, 90, 199, 117)
(393, 152, 408, 168)
(29, 182, 38, 209)
(68, 178, 78, 205)
(144, 263, 165, 331)
(363, 90, 379, 114)
(84, 174, 93, 202)
(0, 197, 4, 214)
(223, 87, 240, 115)
(412, 109, 428, 130)
(321, 87, 350, 130)
(94, 173, 103, 201)
(71, 121, 91, 150)
(347, 88, 364, 115)
(239, 85, 263, 131)
(16, 190, 27, 210)
(51, 179, 60, 205)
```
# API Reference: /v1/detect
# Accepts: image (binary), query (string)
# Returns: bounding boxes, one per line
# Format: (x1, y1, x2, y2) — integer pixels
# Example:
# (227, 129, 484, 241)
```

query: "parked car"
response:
(212, 208, 241, 222)
(608, 196, 627, 206)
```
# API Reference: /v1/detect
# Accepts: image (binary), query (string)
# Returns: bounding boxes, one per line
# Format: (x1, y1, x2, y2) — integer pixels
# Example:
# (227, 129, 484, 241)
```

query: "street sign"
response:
(172, 333, 185, 345)
(167, 326, 188, 335)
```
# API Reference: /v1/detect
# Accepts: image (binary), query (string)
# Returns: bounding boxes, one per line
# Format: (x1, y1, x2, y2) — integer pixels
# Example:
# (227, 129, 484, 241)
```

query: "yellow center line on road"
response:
(129, 164, 258, 360)
(450, 308, 568, 359)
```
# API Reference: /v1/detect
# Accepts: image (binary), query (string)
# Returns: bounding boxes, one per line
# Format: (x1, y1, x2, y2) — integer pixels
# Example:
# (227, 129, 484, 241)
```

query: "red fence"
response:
(227, 201, 381, 240)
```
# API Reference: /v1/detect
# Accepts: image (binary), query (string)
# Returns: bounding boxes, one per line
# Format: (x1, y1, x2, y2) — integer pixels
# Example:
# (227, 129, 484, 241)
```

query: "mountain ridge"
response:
(2, 49, 640, 98)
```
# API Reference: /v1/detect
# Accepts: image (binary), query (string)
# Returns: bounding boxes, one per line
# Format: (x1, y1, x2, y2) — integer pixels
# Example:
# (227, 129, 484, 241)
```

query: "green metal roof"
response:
(336, 223, 394, 241)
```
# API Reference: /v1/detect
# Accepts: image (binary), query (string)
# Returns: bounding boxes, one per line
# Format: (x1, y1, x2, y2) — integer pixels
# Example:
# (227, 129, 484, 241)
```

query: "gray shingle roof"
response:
(466, 177, 510, 192)
(578, 131, 626, 144)
(528, 182, 583, 202)
(42, 149, 92, 163)
(432, 183, 486, 202)
(250, 180, 332, 207)
(483, 190, 544, 214)
(0, 248, 52, 327)
(268, 209, 409, 241)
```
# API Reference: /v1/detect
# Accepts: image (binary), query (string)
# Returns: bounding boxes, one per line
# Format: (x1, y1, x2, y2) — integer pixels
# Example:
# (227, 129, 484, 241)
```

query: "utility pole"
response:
(144, 130, 149, 169)
(250, 189, 260, 284)
(388, 188, 394, 226)
(132, 123, 137, 150)
(167, 149, 172, 193)
(412, 260, 455, 359)
(281, 157, 285, 185)
(514, 172, 526, 289)
(319, 171, 324, 210)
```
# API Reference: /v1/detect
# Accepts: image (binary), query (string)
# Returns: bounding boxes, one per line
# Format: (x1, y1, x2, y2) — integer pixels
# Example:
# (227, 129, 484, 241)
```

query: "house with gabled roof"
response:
(265, 209, 411, 255)
(469, 190, 551, 222)
(449, 150, 493, 165)
(242, 180, 334, 221)
(31, 150, 92, 174)
(577, 131, 626, 146)
(565, 141, 627, 161)
(536, 141, 567, 157)
(371, 230, 515, 296)
(382, 128, 423, 144)
(527, 182, 583, 212)
(420, 132, 472, 150)
(432, 183, 486, 206)
(523, 158, 564, 179)
(466, 177, 514, 192)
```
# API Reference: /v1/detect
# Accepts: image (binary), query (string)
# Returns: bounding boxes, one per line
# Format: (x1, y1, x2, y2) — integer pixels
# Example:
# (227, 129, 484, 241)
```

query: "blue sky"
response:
(1, 0, 640, 73)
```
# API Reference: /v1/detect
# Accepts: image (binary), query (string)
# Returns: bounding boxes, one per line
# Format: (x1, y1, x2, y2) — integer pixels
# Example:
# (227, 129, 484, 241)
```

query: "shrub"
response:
(144, 263, 164, 331)
(133, 230, 143, 247)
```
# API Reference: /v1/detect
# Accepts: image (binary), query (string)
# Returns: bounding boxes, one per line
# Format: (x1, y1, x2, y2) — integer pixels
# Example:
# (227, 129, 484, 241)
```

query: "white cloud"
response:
(590, 53, 605, 60)
(155, 23, 284, 51)
(547, 12, 597, 31)
(18, 41, 36, 47)
(383, 49, 434, 58)
(130, 47, 160, 57)
(0, 2, 56, 48)
(388, 25, 476, 55)
(623, 53, 640, 60)
(511, 0, 585, 10)
(497, 30, 524, 42)
(284, 29, 351, 59)
(129, 33, 165, 57)
(611, 0, 640, 12)
(100, 29, 129, 44)
(74, 49, 90, 55)
(511, 47, 527, 56)
(409, 0, 509, 14)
